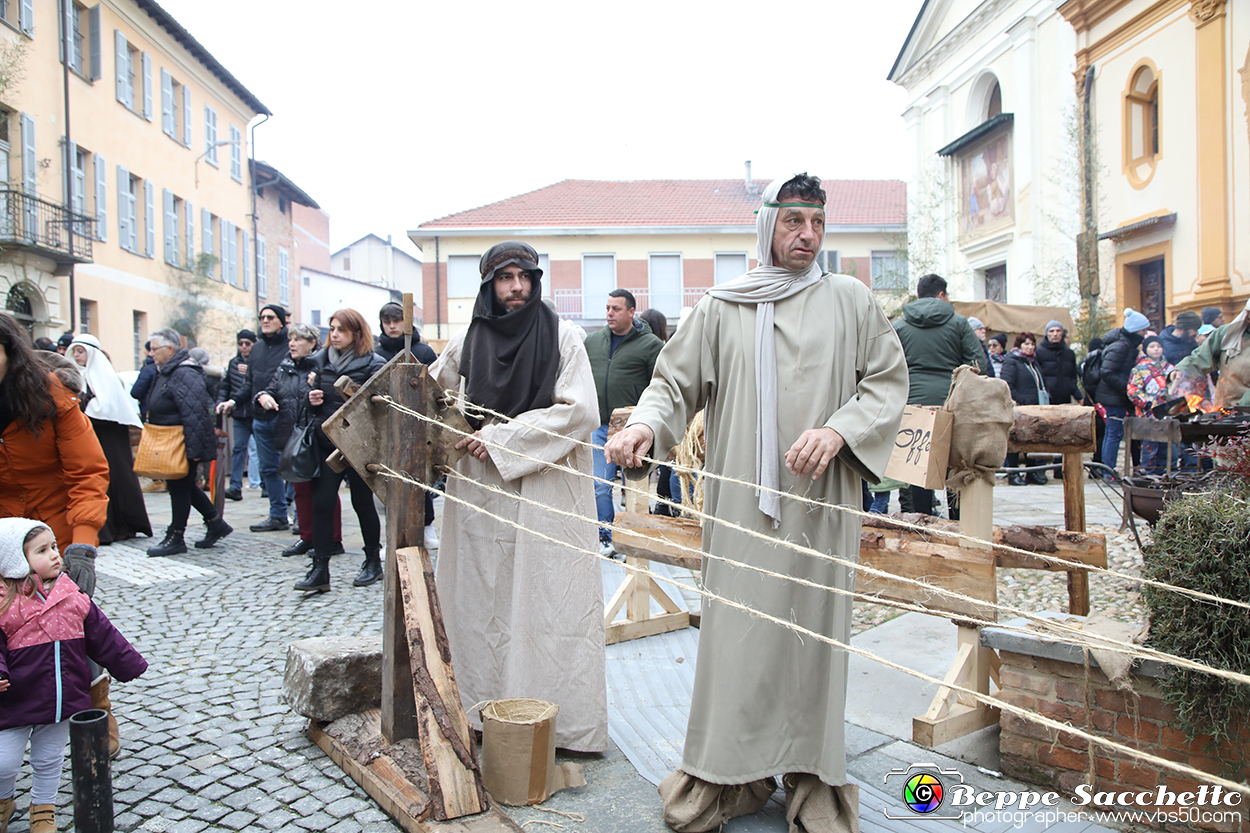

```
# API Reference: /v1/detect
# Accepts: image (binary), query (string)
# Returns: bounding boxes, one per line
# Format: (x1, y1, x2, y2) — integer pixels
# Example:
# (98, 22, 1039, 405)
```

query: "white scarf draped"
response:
(1221, 298, 1250, 359)
(69, 335, 142, 428)
(707, 178, 824, 527)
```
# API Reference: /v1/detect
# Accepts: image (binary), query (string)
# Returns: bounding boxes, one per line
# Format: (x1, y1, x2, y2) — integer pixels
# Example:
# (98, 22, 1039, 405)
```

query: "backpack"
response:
(1081, 349, 1103, 395)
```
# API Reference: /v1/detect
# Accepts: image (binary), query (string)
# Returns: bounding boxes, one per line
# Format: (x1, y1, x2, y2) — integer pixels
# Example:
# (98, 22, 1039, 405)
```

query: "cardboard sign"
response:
(885, 406, 955, 490)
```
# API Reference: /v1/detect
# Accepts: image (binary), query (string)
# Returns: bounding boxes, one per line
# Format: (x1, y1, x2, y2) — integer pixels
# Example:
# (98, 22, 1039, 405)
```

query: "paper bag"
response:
(480, 699, 586, 806)
(884, 405, 954, 490)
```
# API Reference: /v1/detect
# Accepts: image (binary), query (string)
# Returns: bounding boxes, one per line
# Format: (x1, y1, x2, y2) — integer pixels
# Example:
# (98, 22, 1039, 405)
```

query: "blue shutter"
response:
(59, 0, 68, 64)
(163, 188, 175, 264)
(63, 138, 76, 206)
(114, 31, 127, 105)
(160, 69, 173, 137)
(242, 231, 250, 290)
(20, 113, 35, 196)
(201, 208, 212, 269)
(144, 180, 155, 256)
(229, 126, 242, 182)
(182, 86, 191, 146)
(116, 166, 129, 250)
(89, 6, 102, 80)
(229, 222, 239, 286)
(256, 237, 267, 298)
(141, 53, 153, 121)
(94, 154, 107, 243)
(186, 201, 194, 267)
(19, 0, 33, 35)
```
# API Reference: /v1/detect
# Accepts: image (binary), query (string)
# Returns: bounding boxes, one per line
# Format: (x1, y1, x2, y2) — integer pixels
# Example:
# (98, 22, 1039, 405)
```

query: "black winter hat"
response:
(236, 329, 256, 343)
(1202, 306, 1223, 325)
(1175, 310, 1202, 331)
(57, 332, 74, 348)
(259, 304, 287, 325)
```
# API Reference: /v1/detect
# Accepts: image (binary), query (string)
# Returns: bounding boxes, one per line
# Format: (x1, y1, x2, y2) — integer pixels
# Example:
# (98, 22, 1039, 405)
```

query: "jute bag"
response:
(133, 424, 189, 480)
(479, 699, 586, 806)
(943, 364, 1014, 490)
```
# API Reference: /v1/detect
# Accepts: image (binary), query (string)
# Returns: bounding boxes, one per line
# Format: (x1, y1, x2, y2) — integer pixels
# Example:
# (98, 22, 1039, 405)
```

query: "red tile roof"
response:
(416, 179, 906, 230)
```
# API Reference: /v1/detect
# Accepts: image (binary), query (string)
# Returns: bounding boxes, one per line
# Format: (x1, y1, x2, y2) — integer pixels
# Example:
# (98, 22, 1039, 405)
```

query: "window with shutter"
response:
(114, 31, 127, 105)
(182, 86, 191, 146)
(201, 208, 212, 273)
(714, 252, 748, 285)
(18, 0, 32, 35)
(160, 69, 173, 137)
(116, 166, 129, 250)
(126, 178, 137, 252)
(94, 154, 106, 243)
(256, 237, 267, 298)
(20, 112, 35, 196)
(141, 53, 152, 121)
(163, 189, 175, 265)
(70, 4, 83, 74)
(204, 106, 218, 166)
(218, 219, 225, 280)
(89, 5, 101, 80)
(279, 248, 289, 304)
(144, 180, 154, 256)
(229, 125, 242, 182)
(648, 254, 683, 317)
(72, 145, 87, 238)
(581, 254, 615, 314)
(228, 222, 238, 287)
(242, 232, 250, 290)
(185, 201, 194, 267)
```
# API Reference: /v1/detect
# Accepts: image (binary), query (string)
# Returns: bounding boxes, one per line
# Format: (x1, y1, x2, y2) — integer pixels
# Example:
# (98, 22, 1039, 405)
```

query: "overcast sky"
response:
(157, 0, 925, 259)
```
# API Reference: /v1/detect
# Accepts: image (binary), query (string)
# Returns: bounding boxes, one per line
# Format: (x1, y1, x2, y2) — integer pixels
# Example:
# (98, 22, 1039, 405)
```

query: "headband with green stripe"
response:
(755, 201, 827, 214)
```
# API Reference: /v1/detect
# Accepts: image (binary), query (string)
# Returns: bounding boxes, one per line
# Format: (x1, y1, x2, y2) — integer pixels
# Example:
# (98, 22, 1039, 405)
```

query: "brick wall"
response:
(997, 649, 1250, 833)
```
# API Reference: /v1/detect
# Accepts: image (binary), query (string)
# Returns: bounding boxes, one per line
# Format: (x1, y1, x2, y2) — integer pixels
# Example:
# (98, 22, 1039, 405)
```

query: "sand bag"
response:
(944, 365, 1014, 489)
(480, 699, 586, 806)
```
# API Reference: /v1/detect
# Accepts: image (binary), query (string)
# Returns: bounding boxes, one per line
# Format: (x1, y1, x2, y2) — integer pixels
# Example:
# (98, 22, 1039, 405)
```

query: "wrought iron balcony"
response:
(0, 189, 94, 264)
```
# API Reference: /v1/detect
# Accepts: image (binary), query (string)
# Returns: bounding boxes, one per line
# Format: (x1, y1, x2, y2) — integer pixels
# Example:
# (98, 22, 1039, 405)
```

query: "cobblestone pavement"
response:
(9, 487, 406, 832)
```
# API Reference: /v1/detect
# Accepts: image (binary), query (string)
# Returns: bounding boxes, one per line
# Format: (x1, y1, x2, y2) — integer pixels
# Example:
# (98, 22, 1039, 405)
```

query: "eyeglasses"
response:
(259, 314, 278, 321)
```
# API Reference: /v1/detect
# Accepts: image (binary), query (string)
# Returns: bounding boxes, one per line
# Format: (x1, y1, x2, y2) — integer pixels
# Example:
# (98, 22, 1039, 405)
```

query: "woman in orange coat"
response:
(0, 314, 109, 546)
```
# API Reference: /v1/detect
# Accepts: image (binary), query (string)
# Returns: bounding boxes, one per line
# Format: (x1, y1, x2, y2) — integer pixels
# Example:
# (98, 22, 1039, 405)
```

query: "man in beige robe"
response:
(431, 241, 608, 752)
(606, 174, 908, 831)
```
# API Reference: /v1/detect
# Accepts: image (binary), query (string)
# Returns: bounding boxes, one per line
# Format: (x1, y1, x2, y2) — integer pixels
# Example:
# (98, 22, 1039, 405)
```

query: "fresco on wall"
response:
(960, 126, 1014, 239)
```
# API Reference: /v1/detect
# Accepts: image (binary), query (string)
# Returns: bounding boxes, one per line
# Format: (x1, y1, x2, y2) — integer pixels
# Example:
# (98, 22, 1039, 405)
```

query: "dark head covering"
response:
(379, 302, 404, 323)
(1175, 310, 1202, 331)
(1088, 337, 1103, 352)
(1143, 335, 1162, 354)
(260, 304, 287, 326)
(459, 241, 560, 429)
(990, 333, 1008, 348)
(57, 332, 74, 348)
(1202, 306, 1223, 325)
(237, 329, 256, 343)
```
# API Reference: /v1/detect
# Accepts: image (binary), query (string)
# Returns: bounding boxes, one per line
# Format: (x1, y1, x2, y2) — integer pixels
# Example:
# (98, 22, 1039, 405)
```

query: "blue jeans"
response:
(247, 435, 260, 487)
(252, 417, 288, 520)
(592, 424, 617, 541)
(229, 417, 254, 491)
(1101, 405, 1127, 475)
(869, 491, 891, 514)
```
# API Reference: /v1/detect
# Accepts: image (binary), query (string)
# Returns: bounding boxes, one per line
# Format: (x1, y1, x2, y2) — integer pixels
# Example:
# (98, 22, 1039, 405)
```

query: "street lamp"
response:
(195, 139, 241, 187)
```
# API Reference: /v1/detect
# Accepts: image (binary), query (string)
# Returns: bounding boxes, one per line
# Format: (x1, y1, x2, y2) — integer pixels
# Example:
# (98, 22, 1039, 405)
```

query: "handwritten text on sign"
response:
(884, 406, 954, 490)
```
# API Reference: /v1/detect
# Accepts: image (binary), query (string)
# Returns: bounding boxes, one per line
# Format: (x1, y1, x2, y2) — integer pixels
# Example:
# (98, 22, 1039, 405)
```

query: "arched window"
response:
(987, 81, 1002, 119)
(5, 284, 35, 333)
(1124, 62, 1160, 188)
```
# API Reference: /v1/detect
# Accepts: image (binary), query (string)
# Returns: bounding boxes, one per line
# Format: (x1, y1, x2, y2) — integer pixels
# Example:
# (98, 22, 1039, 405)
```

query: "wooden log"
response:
(1007, 404, 1095, 453)
(1063, 450, 1091, 616)
(607, 406, 634, 439)
(859, 515, 1107, 570)
(612, 512, 702, 571)
(394, 547, 488, 820)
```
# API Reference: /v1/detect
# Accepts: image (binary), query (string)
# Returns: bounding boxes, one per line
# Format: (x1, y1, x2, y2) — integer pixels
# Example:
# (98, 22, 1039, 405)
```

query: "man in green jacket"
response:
(1171, 298, 1250, 408)
(892, 273, 988, 515)
(584, 289, 664, 556)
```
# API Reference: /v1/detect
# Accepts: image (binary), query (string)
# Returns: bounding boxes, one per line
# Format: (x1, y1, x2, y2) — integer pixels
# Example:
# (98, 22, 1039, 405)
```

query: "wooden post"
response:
(1063, 450, 1090, 616)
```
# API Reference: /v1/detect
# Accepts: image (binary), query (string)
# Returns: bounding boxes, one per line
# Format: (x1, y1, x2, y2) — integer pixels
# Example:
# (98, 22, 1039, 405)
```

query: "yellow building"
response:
(0, 0, 268, 368)
(1059, 0, 1249, 328)
(409, 176, 906, 340)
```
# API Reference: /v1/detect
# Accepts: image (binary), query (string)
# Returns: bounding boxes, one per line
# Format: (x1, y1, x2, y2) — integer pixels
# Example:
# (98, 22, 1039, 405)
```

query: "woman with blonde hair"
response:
(299, 310, 384, 592)
(69, 335, 152, 543)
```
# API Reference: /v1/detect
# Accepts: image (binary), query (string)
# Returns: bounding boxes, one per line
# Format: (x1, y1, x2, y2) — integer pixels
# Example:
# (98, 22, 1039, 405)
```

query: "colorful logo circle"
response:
(903, 772, 944, 814)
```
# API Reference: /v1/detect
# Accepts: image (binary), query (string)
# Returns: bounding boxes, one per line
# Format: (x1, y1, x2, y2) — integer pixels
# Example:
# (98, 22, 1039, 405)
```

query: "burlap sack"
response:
(943, 365, 1015, 489)
(783, 775, 860, 833)
(657, 769, 777, 833)
(479, 699, 585, 806)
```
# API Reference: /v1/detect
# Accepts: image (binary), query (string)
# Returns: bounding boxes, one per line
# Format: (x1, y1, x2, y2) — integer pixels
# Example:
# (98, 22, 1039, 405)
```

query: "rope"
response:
(403, 392, 1250, 614)
(370, 463, 1250, 799)
(373, 395, 1250, 688)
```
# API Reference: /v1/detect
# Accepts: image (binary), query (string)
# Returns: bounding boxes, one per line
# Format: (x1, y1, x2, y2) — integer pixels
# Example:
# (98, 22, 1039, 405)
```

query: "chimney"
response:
(744, 160, 753, 192)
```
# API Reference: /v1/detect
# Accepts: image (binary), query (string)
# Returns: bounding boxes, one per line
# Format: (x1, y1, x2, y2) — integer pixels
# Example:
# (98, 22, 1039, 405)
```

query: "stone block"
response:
(282, 636, 383, 722)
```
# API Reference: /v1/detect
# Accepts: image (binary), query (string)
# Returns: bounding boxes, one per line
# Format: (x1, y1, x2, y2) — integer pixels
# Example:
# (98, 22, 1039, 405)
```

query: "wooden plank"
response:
(913, 701, 1001, 748)
(1063, 451, 1091, 617)
(612, 512, 703, 571)
(605, 611, 690, 646)
(858, 545, 998, 620)
(308, 714, 522, 833)
(395, 547, 488, 820)
(625, 556, 651, 624)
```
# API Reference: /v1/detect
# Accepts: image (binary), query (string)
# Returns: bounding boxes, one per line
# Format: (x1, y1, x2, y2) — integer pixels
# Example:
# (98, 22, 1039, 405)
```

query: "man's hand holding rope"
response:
(604, 424, 655, 469)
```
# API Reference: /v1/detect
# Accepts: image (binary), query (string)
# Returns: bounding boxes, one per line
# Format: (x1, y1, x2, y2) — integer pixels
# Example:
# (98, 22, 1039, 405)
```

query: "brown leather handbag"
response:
(133, 423, 189, 479)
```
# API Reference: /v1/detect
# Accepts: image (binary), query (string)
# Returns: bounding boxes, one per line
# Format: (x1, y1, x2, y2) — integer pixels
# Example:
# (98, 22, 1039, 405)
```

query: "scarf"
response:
(707, 178, 824, 527)
(326, 346, 355, 374)
(1221, 298, 1250, 359)
(459, 242, 561, 430)
(69, 335, 142, 428)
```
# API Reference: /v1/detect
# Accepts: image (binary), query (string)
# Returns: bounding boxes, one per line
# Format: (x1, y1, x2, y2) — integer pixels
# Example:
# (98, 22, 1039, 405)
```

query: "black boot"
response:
(353, 547, 383, 587)
(195, 515, 233, 549)
(1027, 470, 1048, 485)
(1008, 473, 1026, 486)
(148, 527, 187, 557)
(294, 555, 330, 593)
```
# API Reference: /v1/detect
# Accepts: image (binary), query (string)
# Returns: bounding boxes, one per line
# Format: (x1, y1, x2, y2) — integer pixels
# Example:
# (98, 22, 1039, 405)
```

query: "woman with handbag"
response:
(143, 328, 233, 556)
(69, 335, 152, 544)
(0, 314, 110, 548)
(298, 309, 385, 593)
(254, 323, 344, 559)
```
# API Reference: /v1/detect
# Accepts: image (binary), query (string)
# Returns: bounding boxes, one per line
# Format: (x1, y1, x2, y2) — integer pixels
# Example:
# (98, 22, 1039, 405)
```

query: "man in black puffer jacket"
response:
(376, 301, 438, 364)
(1035, 320, 1079, 405)
(145, 328, 232, 556)
(1095, 309, 1150, 477)
(218, 330, 256, 501)
(217, 304, 291, 532)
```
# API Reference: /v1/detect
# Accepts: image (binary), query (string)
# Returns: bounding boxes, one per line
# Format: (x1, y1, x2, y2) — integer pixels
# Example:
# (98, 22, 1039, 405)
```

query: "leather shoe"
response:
(250, 516, 289, 532)
(1008, 473, 1027, 486)
(282, 539, 314, 557)
(1027, 471, 1048, 485)
(224, 486, 242, 501)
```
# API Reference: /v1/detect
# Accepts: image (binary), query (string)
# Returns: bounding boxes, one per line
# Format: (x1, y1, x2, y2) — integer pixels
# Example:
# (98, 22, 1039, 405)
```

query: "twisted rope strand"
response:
(371, 463, 1250, 799)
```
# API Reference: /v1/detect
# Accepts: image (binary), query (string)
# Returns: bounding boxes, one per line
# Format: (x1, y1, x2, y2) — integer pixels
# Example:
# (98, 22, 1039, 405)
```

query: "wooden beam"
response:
(1063, 450, 1091, 616)
(860, 516, 1107, 570)
(612, 512, 702, 571)
(1007, 404, 1095, 452)
(394, 547, 488, 820)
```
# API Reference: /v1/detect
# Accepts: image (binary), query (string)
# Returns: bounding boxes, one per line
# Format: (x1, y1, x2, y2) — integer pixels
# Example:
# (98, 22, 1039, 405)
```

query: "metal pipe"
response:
(62, 7, 76, 334)
(434, 235, 442, 340)
(249, 113, 270, 312)
(69, 708, 112, 832)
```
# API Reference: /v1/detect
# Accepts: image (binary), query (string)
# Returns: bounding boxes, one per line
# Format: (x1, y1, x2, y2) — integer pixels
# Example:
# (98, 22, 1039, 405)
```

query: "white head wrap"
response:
(707, 177, 825, 527)
(0, 518, 48, 579)
(1220, 298, 1250, 360)
(70, 334, 143, 428)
